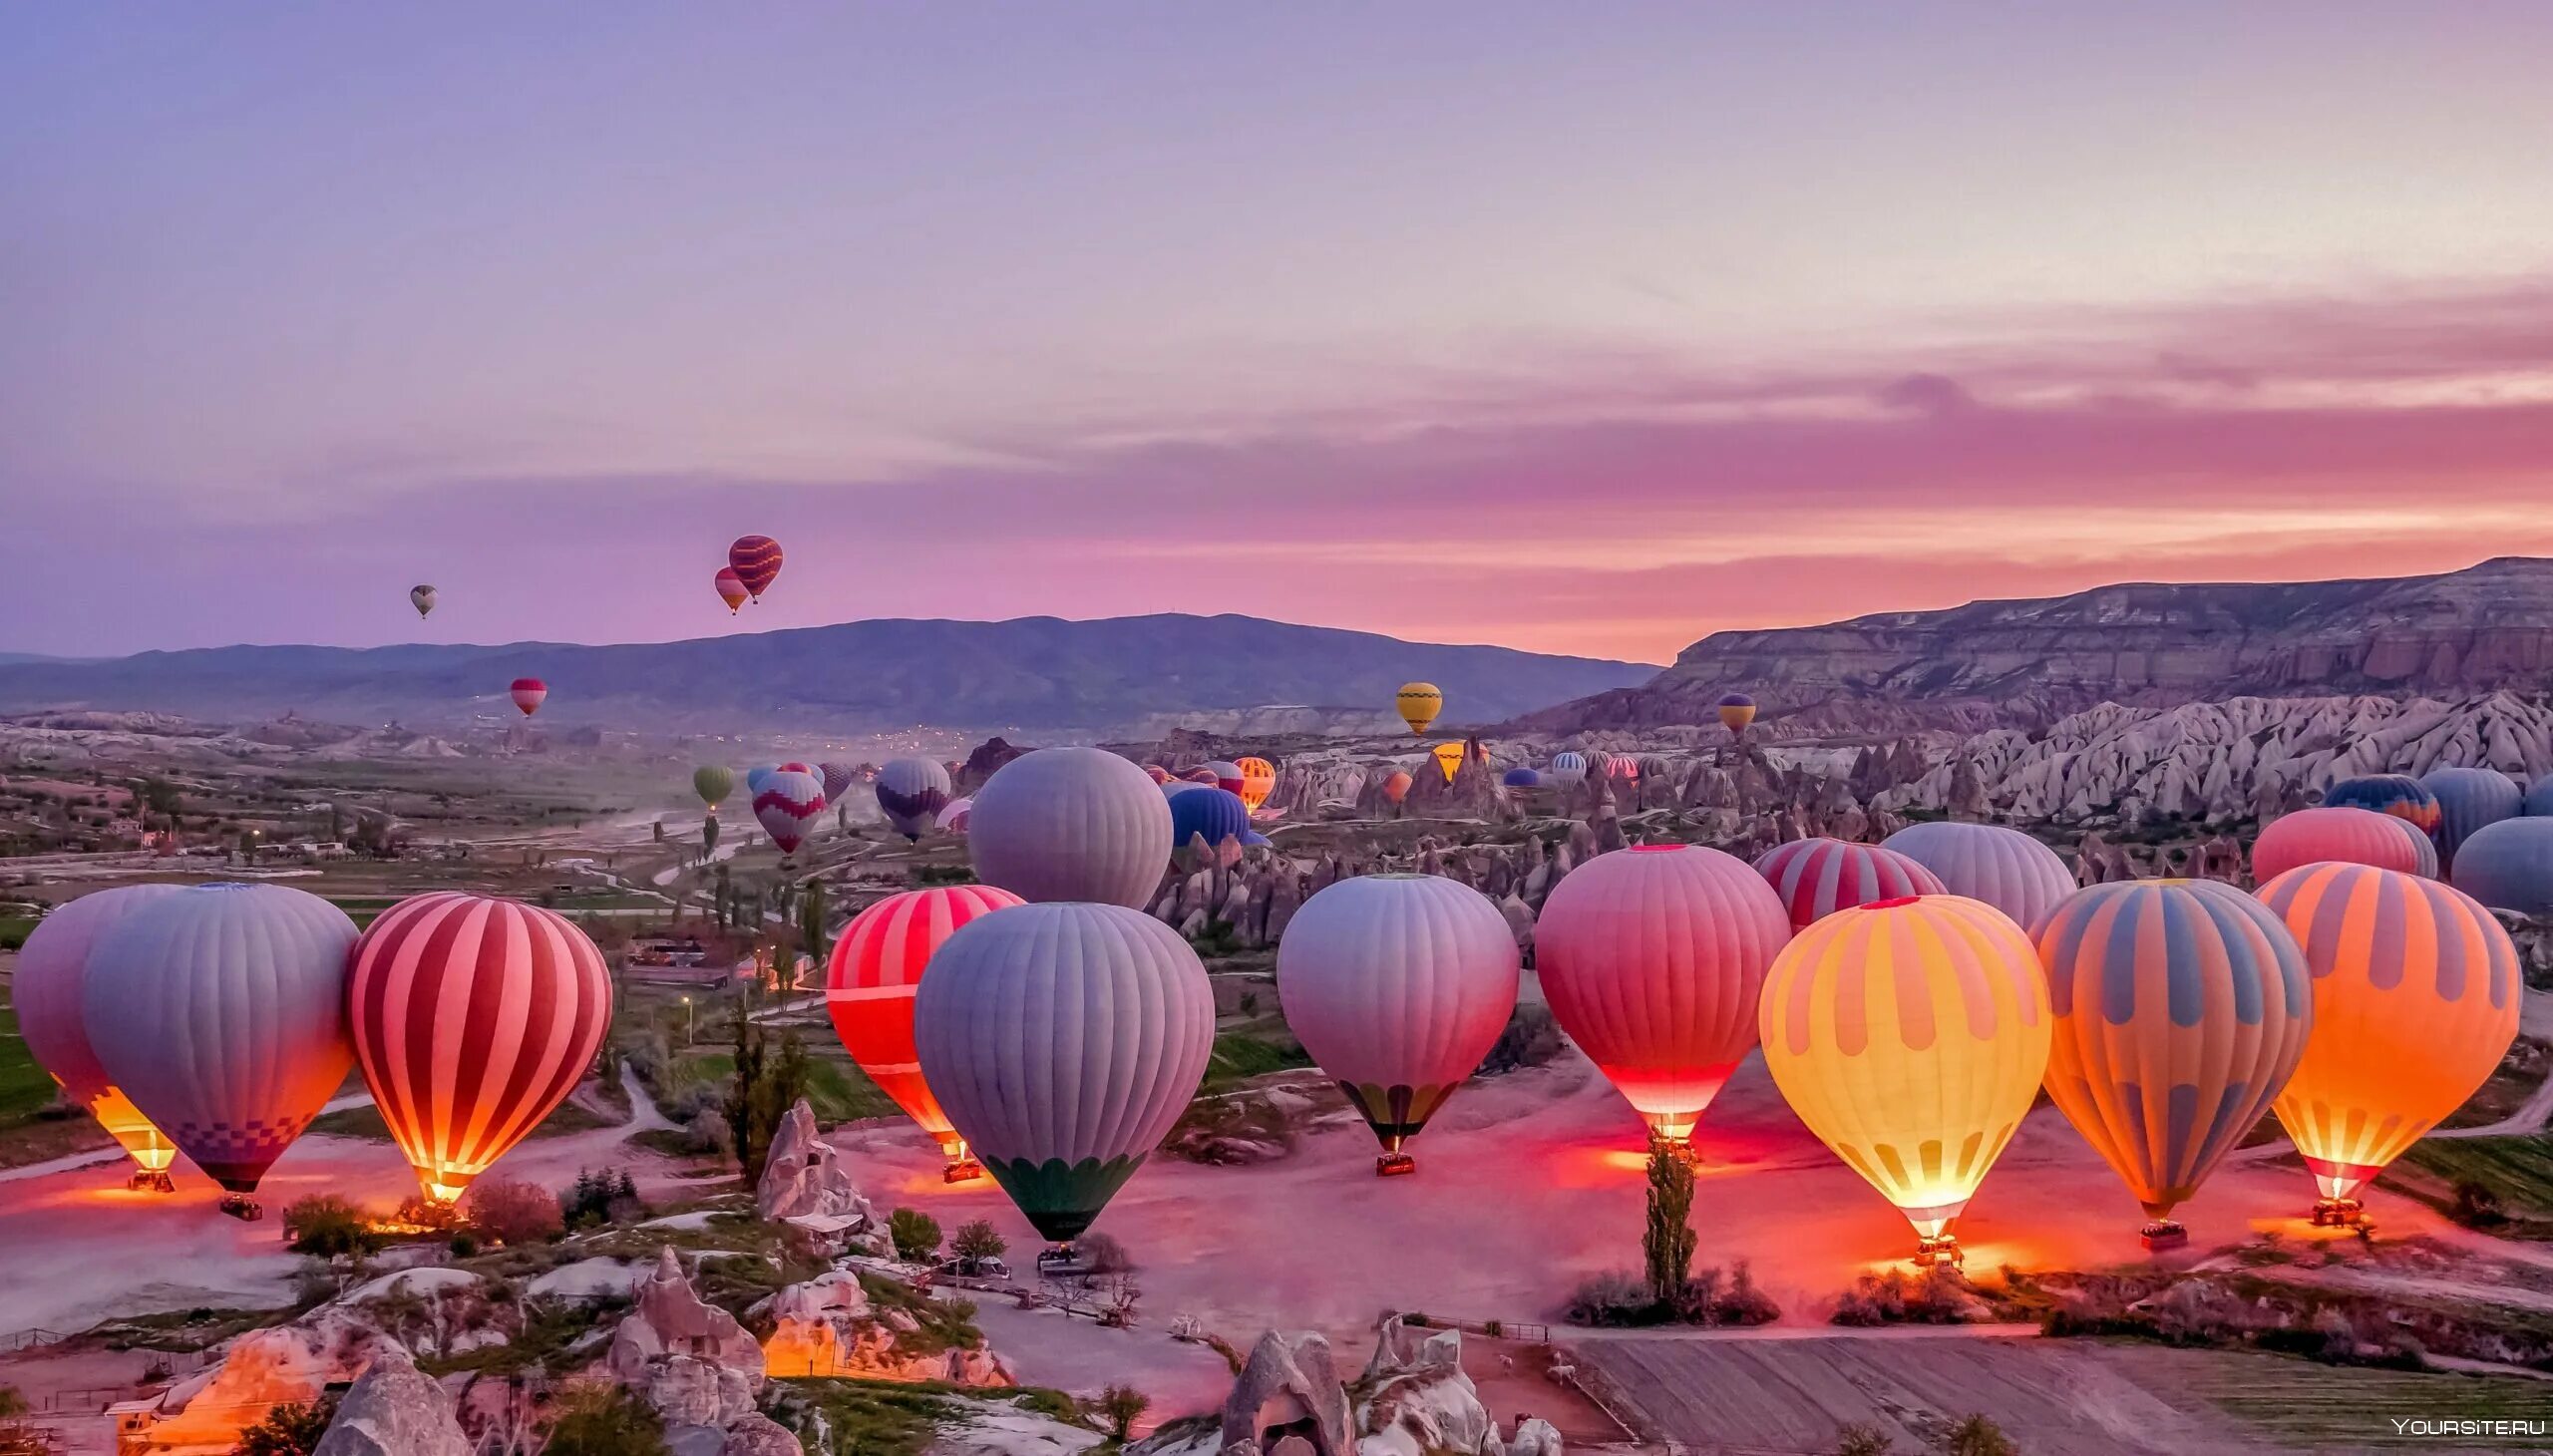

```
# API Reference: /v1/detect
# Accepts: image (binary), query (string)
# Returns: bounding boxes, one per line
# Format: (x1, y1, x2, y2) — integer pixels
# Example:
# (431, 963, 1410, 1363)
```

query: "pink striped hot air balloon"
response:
(347, 894, 615, 1204)
(826, 885, 1024, 1180)
(1753, 838, 1947, 931)
(754, 768, 826, 855)
(1534, 845, 1793, 1148)
(2251, 806, 2436, 884)
(509, 678, 547, 716)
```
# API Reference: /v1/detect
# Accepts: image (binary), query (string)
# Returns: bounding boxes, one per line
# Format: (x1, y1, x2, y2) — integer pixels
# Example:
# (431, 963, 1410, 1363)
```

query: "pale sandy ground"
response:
(965, 1302, 1235, 1433)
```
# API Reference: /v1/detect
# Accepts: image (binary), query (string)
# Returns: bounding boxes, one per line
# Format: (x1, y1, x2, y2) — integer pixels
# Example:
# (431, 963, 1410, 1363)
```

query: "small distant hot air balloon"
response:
(1716, 693, 1756, 735)
(2421, 766, 2524, 873)
(1205, 761, 1246, 797)
(14, 886, 187, 1190)
(746, 765, 777, 796)
(2034, 880, 2312, 1248)
(1603, 752, 1640, 782)
(2321, 774, 2441, 839)
(2252, 806, 2435, 883)
(818, 762, 856, 805)
(1549, 751, 1587, 787)
(1881, 822, 2073, 931)
(2528, 776, 2553, 818)
(827, 885, 1025, 1181)
(1759, 894, 2050, 1265)
(348, 894, 614, 1204)
(1278, 875, 1521, 1174)
(693, 765, 735, 813)
(1752, 838, 1946, 931)
(935, 797, 973, 834)
(410, 584, 437, 619)
(2257, 863, 2518, 1225)
(1431, 742, 1465, 784)
(728, 535, 784, 600)
(1381, 770, 1413, 806)
(754, 769, 826, 856)
(914, 903, 1214, 1246)
(1501, 766, 1542, 790)
(1181, 766, 1220, 785)
(1141, 764, 1173, 785)
(1537, 845, 1793, 1147)
(1235, 757, 1276, 812)
(714, 567, 750, 614)
(2449, 818, 2553, 917)
(85, 883, 360, 1218)
(968, 748, 1172, 909)
(876, 757, 954, 841)
(1169, 786, 1265, 854)
(509, 678, 547, 717)
(777, 760, 818, 780)
(1396, 682, 1443, 736)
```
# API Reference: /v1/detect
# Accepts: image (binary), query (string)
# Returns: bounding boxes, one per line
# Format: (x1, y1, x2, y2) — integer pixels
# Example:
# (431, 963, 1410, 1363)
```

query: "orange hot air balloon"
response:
(347, 894, 614, 1203)
(1759, 895, 2051, 1265)
(2034, 880, 2314, 1248)
(1716, 693, 1756, 735)
(2256, 863, 2520, 1226)
(714, 567, 750, 614)
(1235, 756, 1277, 812)
(1431, 742, 1464, 784)
(828, 885, 1025, 1180)
(509, 678, 547, 716)
(1381, 770, 1413, 806)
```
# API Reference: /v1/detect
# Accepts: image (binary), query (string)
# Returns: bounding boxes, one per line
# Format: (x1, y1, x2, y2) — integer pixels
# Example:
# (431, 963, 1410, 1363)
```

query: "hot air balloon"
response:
(1381, 770, 1413, 806)
(1536, 845, 1793, 1147)
(693, 765, 735, 813)
(1716, 693, 1756, 735)
(1759, 894, 2051, 1264)
(410, 584, 437, 619)
(1181, 766, 1220, 785)
(1752, 838, 1947, 931)
(2449, 818, 2553, 917)
(818, 762, 857, 805)
(1501, 767, 1542, 790)
(347, 894, 613, 1204)
(2257, 863, 2519, 1225)
(1141, 764, 1173, 785)
(968, 748, 1172, 909)
(935, 797, 973, 834)
(2322, 774, 2441, 838)
(1196, 761, 1240, 798)
(876, 757, 953, 841)
(827, 886, 1025, 1181)
(1235, 757, 1277, 813)
(2033, 880, 2312, 1248)
(1604, 752, 1640, 782)
(509, 678, 547, 717)
(714, 567, 749, 614)
(2421, 765, 2523, 873)
(1549, 752, 1587, 787)
(728, 535, 784, 600)
(2252, 806, 2435, 883)
(14, 886, 186, 1190)
(1880, 822, 2073, 931)
(754, 768, 826, 856)
(1395, 682, 1443, 736)
(84, 884, 360, 1218)
(2528, 776, 2553, 818)
(1277, 876, 1520, 1175)
(778, 759, 818, 780)
(1169, 786, 1266, 853)
(1430, 742, 1465, 784)
(913, 903, 1214, 1247)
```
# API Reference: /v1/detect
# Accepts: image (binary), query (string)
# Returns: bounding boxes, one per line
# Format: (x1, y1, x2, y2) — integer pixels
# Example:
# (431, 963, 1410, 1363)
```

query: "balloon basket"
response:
(1036, 1245, 1093, 1277)
(2139, 1220, 2188, 1252)
(942, 1158, 985, 1184)
(2311, 1198, 2368, 1229)
(1913, 1235, 1963, 1269)
(218, 1194, 265, 1223)
(129, 1170, 177, 1195)
(1375, 1152, 1416, 1178)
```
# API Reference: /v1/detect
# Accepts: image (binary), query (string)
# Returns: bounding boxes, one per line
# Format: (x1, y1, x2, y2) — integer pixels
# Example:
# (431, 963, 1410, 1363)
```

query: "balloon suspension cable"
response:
(2311, 1197, 2369, 1229)
(2139, 1219, 2188, 1252)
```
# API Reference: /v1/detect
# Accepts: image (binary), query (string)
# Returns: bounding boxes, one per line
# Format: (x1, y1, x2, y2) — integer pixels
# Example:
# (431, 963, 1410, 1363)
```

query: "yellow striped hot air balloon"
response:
(1235, 756, 1276, 812)
(1396, 682, 1442, 735)
(2255, 863, 2519, 1226)
(1759, 894, 2050, 1266)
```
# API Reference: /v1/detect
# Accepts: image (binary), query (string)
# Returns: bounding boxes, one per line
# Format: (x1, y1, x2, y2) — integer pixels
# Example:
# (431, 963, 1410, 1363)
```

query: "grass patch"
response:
(0, 914, 38, 951)
(309, 1096, 617, 1143)
(2129, 1344, 2553, 1447)
(1201, 1030, 1312, 1090)
(2388, 1133, 2553, 1236)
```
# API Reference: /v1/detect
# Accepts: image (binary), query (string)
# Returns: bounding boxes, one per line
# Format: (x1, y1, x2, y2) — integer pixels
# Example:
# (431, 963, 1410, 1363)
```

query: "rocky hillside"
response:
(1518, 556, 2553, 735)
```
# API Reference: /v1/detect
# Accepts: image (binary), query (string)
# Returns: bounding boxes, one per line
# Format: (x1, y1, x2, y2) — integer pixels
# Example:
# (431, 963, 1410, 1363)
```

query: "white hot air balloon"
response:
(1276, 875, 1520, 1175)
(13, 886, 188, 1189)
(967, 748, 1174, 910)
(1880, 822, 2075, 932)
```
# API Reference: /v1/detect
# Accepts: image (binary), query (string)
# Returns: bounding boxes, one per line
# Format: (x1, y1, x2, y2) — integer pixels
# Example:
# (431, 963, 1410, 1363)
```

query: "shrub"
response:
(1942, 1414, 2015, 1456)
(1565, 1270, 1656, 1327)
(1478, 1003, 1563, 1074)
(2451, 1179, 2506, 1227)
(281, 1196, 380, 1259)
(467, 1175, 564, 1246)
(1088, 1383, 1150, 1442)
(561, 1168, 643, 1229)
(1831, 1425, 1893, 1456)
(890, 1208, 943, 1263)
(951, 1220, 1007, 1274)
(234, 1396, 339, 1456)
(544, 1385, 671, 1456)
(1078, 1231, 1132, 1274)
(681, 1107, 736, 1160)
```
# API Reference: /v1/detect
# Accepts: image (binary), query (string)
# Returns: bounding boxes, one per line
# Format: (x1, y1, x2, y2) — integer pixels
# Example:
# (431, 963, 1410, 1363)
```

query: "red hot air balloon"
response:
(509, 678, 547, 716)
(755, 769, 826, 856)
(1753, 838, 1947, 931)
(728, 535, 784, 599)
(826, 886, 1025, 1180)
(715, 567, 750, 614)
(2253, 806, 2435, 883)
(347, 894, 614, 1204)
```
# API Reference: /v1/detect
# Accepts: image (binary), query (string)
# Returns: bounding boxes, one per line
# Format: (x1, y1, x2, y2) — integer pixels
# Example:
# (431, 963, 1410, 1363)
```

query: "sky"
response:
(6, 3, 2553, 663)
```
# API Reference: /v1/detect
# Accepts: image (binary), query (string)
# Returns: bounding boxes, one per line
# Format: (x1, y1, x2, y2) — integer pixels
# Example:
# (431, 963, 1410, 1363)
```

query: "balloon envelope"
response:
(1753, 838, 1946, 931)
(2257, 863, 2519, 1203)
(935, 796, 973, 833)
(1235, 756, 1277, 812)
(2449, 818, 2553, 917)
(827, 886, 1025, 1160)
(410, 584, 436, 618)
(2528, 776, 2553, 818)
(2422, 766, 2523, 872)
(968, 748, 1174, 909)
(1395, 682, 1442, 735)
(2322, 774, 2441, 838)
(693, 765, 735, 811)
(14, 886, 188, 1179)
(754, 769, 826, 854)
(727, 534, 784, 598)
(1549, 752, 1587, 786)
(2252, 806, 2435, 883)
(913, 903, 1214, 1241)
(746, 766, 776, 795)
(1169, 786, 1265, 850)
(2034, 880, 2312, 1224)
(1277, 875, 1520, 1155)
(509, 678, 547, 716)
(1535, 845, 1793, 1143)
(1716, 693, 1756, 734)
(348, 894, 614, 1202)
(1431, 743, 1465, 783)
(714, 567, 749, 613)
(1501, 767, 1542, 790)
(876, 757, 953, 841)
(1758, 894, 2050, 1244)
(1381, 771, 1413, 805)
(1880, 822, 2074, 932)
(1205, 761, 1245, 797)
(84, 884, 360, 1194)
(818, 762, 857, 804)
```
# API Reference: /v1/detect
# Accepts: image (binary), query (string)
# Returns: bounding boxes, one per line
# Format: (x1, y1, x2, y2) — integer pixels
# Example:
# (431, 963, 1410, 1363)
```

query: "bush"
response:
(281, 1196, 380, 1259)
(544, 1385, 671, 1456)
(951, 1220, 1007, 1274)
(1565, 1270, 1657, 1327)
(1830, 1268, 1981, 1327)
(1831, 1425, 1892, 1456)
(2451, 1178, 2507, 1227)
(681, 1108, 736, 1160)
(1088, 1383, 1150, 1442)
(234, 1396, 339, 1456)
(1078, 1231, 1132, 1274)
(1943, 1414, 2015, 1456)
(890, 1208, 943, 1263)
(561, 1168, 642, 1229)
(1478, 1004, 1564, 1074)
(467, 1175, 564, 1246)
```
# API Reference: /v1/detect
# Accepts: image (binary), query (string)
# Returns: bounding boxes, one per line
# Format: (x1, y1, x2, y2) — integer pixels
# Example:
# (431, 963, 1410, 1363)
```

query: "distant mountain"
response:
(0, 613, 1651, 736)
(1516, 556, 2553, 736)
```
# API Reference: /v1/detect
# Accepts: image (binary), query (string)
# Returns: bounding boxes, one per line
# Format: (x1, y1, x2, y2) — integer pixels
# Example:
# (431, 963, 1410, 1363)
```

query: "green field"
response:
(2392, 1133, 2553, 1236)
(678, 1047, 897, 1123)
(0, 994, 56, 1125)
(308, 1095, 618, 1143)
(2121, 1344, 2553, 1447)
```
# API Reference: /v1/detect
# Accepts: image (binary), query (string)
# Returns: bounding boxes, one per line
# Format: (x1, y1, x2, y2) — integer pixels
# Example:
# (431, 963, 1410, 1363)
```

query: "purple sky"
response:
(7, 4, 2553, 662)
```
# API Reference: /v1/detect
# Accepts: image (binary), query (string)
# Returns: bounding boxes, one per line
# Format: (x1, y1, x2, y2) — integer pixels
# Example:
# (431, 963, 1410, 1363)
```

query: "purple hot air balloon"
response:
(818, 761, 857, 805)
(876, 757, 953, 842)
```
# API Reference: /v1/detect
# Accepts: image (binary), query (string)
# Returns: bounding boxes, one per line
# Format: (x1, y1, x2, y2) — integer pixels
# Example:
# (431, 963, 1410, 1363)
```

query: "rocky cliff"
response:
(1518, 556, 2553, 735)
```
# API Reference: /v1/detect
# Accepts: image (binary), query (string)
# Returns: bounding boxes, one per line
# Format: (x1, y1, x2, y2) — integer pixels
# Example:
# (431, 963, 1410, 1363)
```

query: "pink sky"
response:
(5, 7, 2551, 660)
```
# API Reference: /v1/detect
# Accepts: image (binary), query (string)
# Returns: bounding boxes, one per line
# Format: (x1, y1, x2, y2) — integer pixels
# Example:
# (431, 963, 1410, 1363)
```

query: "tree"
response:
(233, 1395, 339, 1456)
(891, 1208, 944, 1263)
(800, 879, 831, 969)
(0, 1386, 44, 1456)
(1641, 1141, 1695, 1305)
(1941, 1414, 2016, 1456)
(544, 1386, 671, 1456)
(723, 987, 809, 1183)
(282, 1195, 381, 1259)
(465, 1175, 564, 1245)
(1088, 1384, 1150, 1442)
(951, 1220, 1007, 1274)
